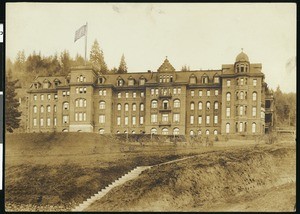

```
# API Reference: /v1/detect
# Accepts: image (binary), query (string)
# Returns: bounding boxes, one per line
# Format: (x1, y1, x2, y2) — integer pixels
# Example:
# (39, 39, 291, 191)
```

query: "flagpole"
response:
(85, 22, 88, 65)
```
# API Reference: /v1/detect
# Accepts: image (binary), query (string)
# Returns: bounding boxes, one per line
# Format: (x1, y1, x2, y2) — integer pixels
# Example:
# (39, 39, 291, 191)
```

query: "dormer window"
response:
(98, 77, 105, 84)
(213, 76, 219, 83)
(128, 77, 135, 86)
(139, 78, 145, 85)
(202, 75, 209, 84)
(43, 80, 50, 89)
(189, 74, 196, 84)
(117, 77, 124, 86)
(170, 75, 173, 82)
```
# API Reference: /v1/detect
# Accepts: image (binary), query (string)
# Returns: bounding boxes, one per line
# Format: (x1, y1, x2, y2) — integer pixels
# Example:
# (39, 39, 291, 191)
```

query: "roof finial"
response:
(166, 56, 168, 60)
(241, 48, 244, 52)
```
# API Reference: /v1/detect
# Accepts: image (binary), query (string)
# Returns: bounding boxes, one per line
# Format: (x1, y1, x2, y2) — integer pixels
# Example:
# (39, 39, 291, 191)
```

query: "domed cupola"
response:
(235, 49, 250, 73)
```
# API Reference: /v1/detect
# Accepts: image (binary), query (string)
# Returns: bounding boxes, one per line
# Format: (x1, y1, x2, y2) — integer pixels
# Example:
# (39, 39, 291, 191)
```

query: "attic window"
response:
(43, 81, 50, 89)
(139, 78, 145, 85)
(99, 77, 105, 84)
(128, 78, 134, 86)
(190, 75, 196, 84)
(117, 79, 124, 86)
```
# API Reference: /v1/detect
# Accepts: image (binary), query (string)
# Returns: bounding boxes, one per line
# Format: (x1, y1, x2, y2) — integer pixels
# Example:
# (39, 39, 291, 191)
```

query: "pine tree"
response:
(117, 54, 128, 74)
(5, 75, 21, 133)
(90, 40, 108, 74)
(60, 50, 72, 75)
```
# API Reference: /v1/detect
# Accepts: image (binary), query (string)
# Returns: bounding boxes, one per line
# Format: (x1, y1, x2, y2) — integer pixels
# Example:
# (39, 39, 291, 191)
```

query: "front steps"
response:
(71, 166, 152, 212)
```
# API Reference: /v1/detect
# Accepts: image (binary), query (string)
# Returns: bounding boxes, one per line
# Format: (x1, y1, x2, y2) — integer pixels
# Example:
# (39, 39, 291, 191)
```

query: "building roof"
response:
(157, 57, 176, 72)
(235, 51, 249, 62)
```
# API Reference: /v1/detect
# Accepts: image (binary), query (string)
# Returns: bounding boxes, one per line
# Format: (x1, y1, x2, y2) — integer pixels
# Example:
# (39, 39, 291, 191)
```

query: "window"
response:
(191, 90, 195, 97)
(163, 100, 169, 109)
(151, 114, 157, 123)
(47, 118, 51, 126)
(151, 89, 154, 95)
(117, 103, 121, 111)
(99, 101, 106, 109)
(214, 115, 218, 124)
(132, 103, 136, 111)
(206, 130, 210, 135)
(80, 75, 83, 82)
(253, 92, 257, 101)
(41, 94, 44, 101)
(54, 118, 57, 126)
(40, 118, 44, 126)
(117, 79, 124, 86)
(140, 103, 144, 111)
(173, 113, 180, 123)
(252, 123, 256, 133)
(75, 113, 78, 121)
(117, 117, 121, 125)
(47, 94, 51, 100)
(40, 106, 44, 113)
(141, 92, 144, 97)
(162, 128, 168, 135)
(202, 76, 208, 84)
(155, 89, 159, 95)
(206, 102, 211, 110)
(47, 105, 51, 113)
(83, 113, 86, 121)
(198, 90, 203, 97)
(240, 78, 244, 85)
(214, 102, 218, 110)
(206, 116, 210, 124)
(226, 92, 231, 101)
(253, 79, 257, 86)
(226, 107, 230, 117)
(151, 100, 158, 108)
(99, 115, 105, 124)
(190, 115, 194, 124)
(63, 91, 67, 96)
(63, 102, 69, 110)
(173, 88, 177, 95)
(198, 116, 202, 124)
(207, 90, 210, 96)
(33, 106, 37, 113)
(99, 129, 105, 134)
(252, 107, 257, 117)
(190, 102, 195, 110)
(53, 105, 57, 113)
(33, 95, 37, 101)
(214, 77, 219, 83)
(33, 118, 37, 126)
(190, 130, 195, 136)
(178, 88, 181, 94)
(214, 130, 218, 135)
(140, 116, 144, 125)
(124, 116, 129, 125)
(240, 91, 244, 100)
(240, 106, 243, 116)
(140, 79, 145, 85)
(67, 91, 70, 96)
(226, 123, 230, 134)
(173, 128, 179, 135)
(125, 92, 129, 98)
(128, 79, 134, 86)
(118, 92, 121, 98)
(125, 103, 129, 111)
(54, 94, 58, 100)
(198, 102, 203, 110)
(132, 116, 136, 125)
(215, 90, 219, 96)
(103, 90, 107, 96)
(162, 114, 169, 122)
(226, 80, 231, 86)
(198, 130, 202, 135)
(133, 92, 136, 98)
(174, 99, 180, 108)
(190, 76, 196, 84)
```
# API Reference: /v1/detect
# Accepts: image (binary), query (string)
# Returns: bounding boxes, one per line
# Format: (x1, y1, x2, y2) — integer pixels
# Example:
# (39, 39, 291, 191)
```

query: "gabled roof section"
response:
(157, 57, 176, 73)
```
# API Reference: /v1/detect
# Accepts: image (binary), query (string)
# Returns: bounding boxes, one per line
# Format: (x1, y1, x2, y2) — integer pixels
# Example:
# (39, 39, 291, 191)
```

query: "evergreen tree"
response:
(90, 39, 108, 74)
(117, 54, 128, 74)
(110, 67, 118, 74)
(181, 64, 190, 72)
(72, 54, 85, 67)
(5, 75, 21, 133)
(60, 50, 72, 75)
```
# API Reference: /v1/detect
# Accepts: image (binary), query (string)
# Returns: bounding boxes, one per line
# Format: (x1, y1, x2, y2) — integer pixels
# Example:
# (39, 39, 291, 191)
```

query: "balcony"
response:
(159, 106, 172, 112)
(158, 92, 172, 99)
(159, 121, 171, 126)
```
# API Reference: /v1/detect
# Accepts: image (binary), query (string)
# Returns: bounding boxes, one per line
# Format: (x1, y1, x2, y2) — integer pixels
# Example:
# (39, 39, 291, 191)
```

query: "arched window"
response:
(173, 128, 180, 135)
(252, 92, 257, 101)
(240, 91, 244, 100)
(214, 102, 218, 110)
(190, 130, 195, 136)
(132, 103, 136, 111)
(206, 130, 210, 135)
(198, 102, 203, 110)
(206, 101, 211, 110)
(33, 106, 37, 113)
(226, 123, 230, 134)
(151, 100, 158, 108)
(173, 99, 180, 108)
(236, 65, 239, 73)
(80, 75, 83, 82)
(99, 101, 106, 109)
(190, 102, 195, 110)
(162, 128, 168, 135)
(226, 92, 231, 101)
(40, 105, 44, 113)
(47, 105, 51, 113)
(252, 123, 256, 133)
(63, 102, 69, 110)
(151, 128, 157, 135)
(214, 130, 218, 135)
(117, 103, 121, 111)
(125, 103, 129, 111)
(99, 129, 104, 134)
(140, 103, 144, 111)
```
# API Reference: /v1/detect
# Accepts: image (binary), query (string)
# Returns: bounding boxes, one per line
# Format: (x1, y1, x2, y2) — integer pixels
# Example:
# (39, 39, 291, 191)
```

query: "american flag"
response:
(74, 24, 87, 42)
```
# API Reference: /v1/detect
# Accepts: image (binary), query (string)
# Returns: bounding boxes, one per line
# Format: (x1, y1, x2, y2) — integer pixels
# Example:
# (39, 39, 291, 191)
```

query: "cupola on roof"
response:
(235, 50, 249, 62)
(157, 57, 176, 72)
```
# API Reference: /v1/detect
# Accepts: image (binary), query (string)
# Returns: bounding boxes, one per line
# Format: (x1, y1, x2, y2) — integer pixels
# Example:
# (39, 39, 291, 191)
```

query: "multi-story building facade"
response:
(26, 51, 274, 136)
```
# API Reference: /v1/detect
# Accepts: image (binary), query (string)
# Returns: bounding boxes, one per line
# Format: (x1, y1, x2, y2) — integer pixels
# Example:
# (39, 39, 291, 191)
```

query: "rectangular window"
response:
(214, 90, 218, 96)
(125, 116, 129, 125)
(198, 116, 202, 124)
(63, 116, 69, 124)
(141, 92, 144, 97)
(47, 118, 51, 126)
(173, 88, 177, 95)
(253, 79, 257, 86)
(125, 92, 129, 98)
(227, 80, 231, 87)
(79, 113, 83, 121)
(252, 107, 257, 117)
(54, 94, 58, 100)
(155, 88, 159, 95)
(214, 115, 218, 124)
(140, 116, 144, 125)
(191, 90, 194, 97)
(40, 118, 44, 126)
(54, 118, 57, 126)
(151, 89, 154, 95)
(207, 90, 210, 96)
(240, 106, 243, 116)
(76, 88, 79, 94)
(178, 88, 181, 94)
(33, 118, 37, 126)
(63, 91, 67, 96)
(103, 89, 107, 96)
(206, 116, 210, 124)
(226, 107, 230, 117)
(198, 90, 202, 97)
(47, 94, 51, 100)
(133, 92, 136, 98)
(83, 113, 86, 121)
(190, 115, 194, 124)
(75, 113, 78, 121)
(41, 94, 44, 100)
(132, 116, 136, 125)
(118, 92, 121, 98)
(214, 77, 219, 83)
(173, 113, 180, 123)
(99, 115, 105, 124)
(162, 114, 169, 122)
(67, 91, 70, 96)
(151, 114, 157, 123)
(33, 95, 37, 101)
(99, 90, 103, 96)
(117, 117, 121, 125)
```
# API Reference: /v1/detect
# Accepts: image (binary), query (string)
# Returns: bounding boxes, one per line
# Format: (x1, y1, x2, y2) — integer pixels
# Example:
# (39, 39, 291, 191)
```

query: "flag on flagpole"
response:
(74, 24, 87, 42)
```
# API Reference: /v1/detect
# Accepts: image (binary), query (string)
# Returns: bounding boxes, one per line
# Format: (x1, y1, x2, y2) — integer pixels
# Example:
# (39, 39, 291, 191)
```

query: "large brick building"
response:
(26, 51, 274, 136)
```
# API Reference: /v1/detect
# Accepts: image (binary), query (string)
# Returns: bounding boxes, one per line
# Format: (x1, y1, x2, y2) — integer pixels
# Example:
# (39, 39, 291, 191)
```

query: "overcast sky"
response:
(6, 3, 296, 92)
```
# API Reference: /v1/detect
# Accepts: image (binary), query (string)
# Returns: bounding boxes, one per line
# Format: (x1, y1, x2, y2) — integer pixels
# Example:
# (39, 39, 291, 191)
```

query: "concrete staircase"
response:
(71, 166, 152, 212)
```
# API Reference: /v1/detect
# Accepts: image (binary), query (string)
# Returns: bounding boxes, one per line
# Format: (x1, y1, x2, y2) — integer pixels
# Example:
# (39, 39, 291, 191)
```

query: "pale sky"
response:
(6, 3, 296, 92)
